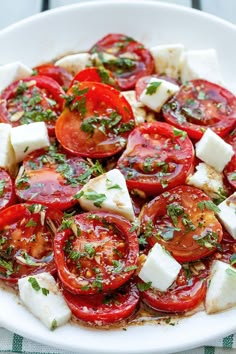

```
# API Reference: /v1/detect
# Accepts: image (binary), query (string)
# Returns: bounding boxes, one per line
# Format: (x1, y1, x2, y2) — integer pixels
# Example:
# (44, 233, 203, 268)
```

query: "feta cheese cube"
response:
(0, 61, 33, 92)
(10, 122, 50, 163)
(195, 128, 234, 172)
(187, 162, 224, 199)
(180, 49, 222, 84)
(139, 78, 179, 112)
(18, 272, 71, 329)
(150, 43, 184, 79)
(55, 53, 91, 76)
(205, 260, 236, 314)
(138, 243, 181, 292)
(77, 168, 135, 221)
(217, 192, 236, 239)
(0, 123, 17, 176)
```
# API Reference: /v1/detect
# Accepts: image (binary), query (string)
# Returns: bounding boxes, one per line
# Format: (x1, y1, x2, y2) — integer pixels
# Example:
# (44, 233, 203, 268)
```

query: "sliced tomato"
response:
(140, 185, 223, 262)
(55, 81, 135, 158)
(63, 281, 139, 326)
(54, 212, 139, 295)
(15, 145, 91, 210)
(117, 122, 194, 196)
(33, 63, 73, 89)
(139, 264, 208, 313)
(209, 230, 236, 265)
(162, 80, 236, 140)
(0, 203, 63, 283)
(89, 33, 154, 90)
(0, 168, 16, 211)
(71, 67, 119, 89)
(224, 129, 236, 189)
(0, 76, 65, 136)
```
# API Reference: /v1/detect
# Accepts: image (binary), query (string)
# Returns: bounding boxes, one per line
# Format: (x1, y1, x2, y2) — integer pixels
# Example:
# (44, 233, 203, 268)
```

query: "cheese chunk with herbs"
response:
(55, 53, 91, 76)
(139, 78, 179, 112)
(195, 128, 234, 172)
(0, 61, 32, 92)
(0, 123, 17, 176)
(18, 272, 71, 330)
(76, 169, 135, 221)
(217, 192, 236, 239)
(205, 260, 236, 314)
(10, 122, 50, 163)
(150, 43, 184, 79)
(180, 49, 222, 84)
(138, 243, 181, 292)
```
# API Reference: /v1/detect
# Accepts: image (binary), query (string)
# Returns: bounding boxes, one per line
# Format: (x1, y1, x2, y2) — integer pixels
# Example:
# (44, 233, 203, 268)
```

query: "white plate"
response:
(0, 1, 236, 353)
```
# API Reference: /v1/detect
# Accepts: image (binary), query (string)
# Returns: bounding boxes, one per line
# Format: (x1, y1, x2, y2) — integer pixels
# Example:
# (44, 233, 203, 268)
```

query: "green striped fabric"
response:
(0, 328, 236, 354)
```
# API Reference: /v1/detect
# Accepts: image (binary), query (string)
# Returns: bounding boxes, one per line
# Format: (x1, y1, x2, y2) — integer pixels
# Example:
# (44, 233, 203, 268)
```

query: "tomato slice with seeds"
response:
(15, 146, 91, 210)
(55, 81, 135, 158)
(63, 281, 139, 326)
(0, 203, 63, 283)
(54, 212, 139, 295)
(117, 122, 194, 196)
(140, 185, 223, 263)
(162, 79, 236, 140)
(0, 168, 16, 211)
(224, 129, 236, 189)
(33, 63, 73, 89)
(71, 67, 119, 89)
(0, 76, 65, 136)
(89, 33, 154, 90)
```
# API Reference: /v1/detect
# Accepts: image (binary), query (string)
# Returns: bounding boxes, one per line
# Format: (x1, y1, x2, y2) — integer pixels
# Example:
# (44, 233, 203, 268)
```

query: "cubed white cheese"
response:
(0, 62, 33, 93)
(150, 43, 184, 79)
(205, 260, 236, 314)
(217, 192, 236, 239)
(195, 128, 234, 172)
(18, 272, 71, 329)
(187, 162, 224, 199)
(138, 243, 181, 292)
(0, 123, 17, 176)
(180, 49, 222, 84)
(77, 168, 135, 222)
(55, 53, 91, 76)
(10, 122, 50, 163)
(139, 78, 179, 112)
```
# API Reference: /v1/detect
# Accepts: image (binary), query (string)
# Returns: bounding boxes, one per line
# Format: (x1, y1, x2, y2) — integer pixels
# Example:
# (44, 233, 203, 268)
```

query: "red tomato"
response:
(224, 129, 236, 189)
(55, 81, 135, 158)
(139, 265, 208, 313)
(0, 76, 65, 136)
(0, 203, 63, 283)
(117, 122, 194, 196)
(209, 231, 236, 265)
(63, 281, 139, 325)
(89, 33, 154, 90)
(162, 80, 236, 140)
(140, 185, 223, 262)
(54, 212, 139, 295)
(33, 63, 73, 89)
(15, 146, 91, 210)
(0, 168, 16, 211)
(71, 67, 119, 89)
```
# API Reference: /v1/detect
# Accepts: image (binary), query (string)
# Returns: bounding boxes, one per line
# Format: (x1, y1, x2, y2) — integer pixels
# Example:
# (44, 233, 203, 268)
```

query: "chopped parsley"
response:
(197, 200, 220, 213)
(28, 276, 49, 296)
(146, 81, 162, 95)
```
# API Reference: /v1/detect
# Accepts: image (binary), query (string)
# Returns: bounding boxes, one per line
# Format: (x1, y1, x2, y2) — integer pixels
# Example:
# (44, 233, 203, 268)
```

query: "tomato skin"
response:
(71, 67, 119, 89)
(117, 122, 194, 196)
(0, 168, 16, 211)
(54, 212, 139, 295)
(33, 64, 73, 89)
(90, 33, 154, 90)
(162, 80, 236, 140)
(63, 281, 139, 326)
(55, 81, 135, 158)
(140, 185, 223, 263)
(0, 203, 63, 283)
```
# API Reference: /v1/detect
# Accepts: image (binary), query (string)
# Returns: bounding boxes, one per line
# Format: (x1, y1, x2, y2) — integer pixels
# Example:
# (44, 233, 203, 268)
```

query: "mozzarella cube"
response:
(0, 61, 33, 92)
(180, 49, 222, 84)
(10, 122, 50, 163)
(217, 192, 236, 239)
(77, 169, 135, 221)
(195, 128, 234, 172)
(187, 162, 224, 199)
(55, 53, 91, 76)
(150, 43, 184, 79)
(18, 272, 71, 329)
(138, 243, 181, 292)
(205, 260, 236, 314)
(139, 78, 179, 112)
(0, 123, 17, 176)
